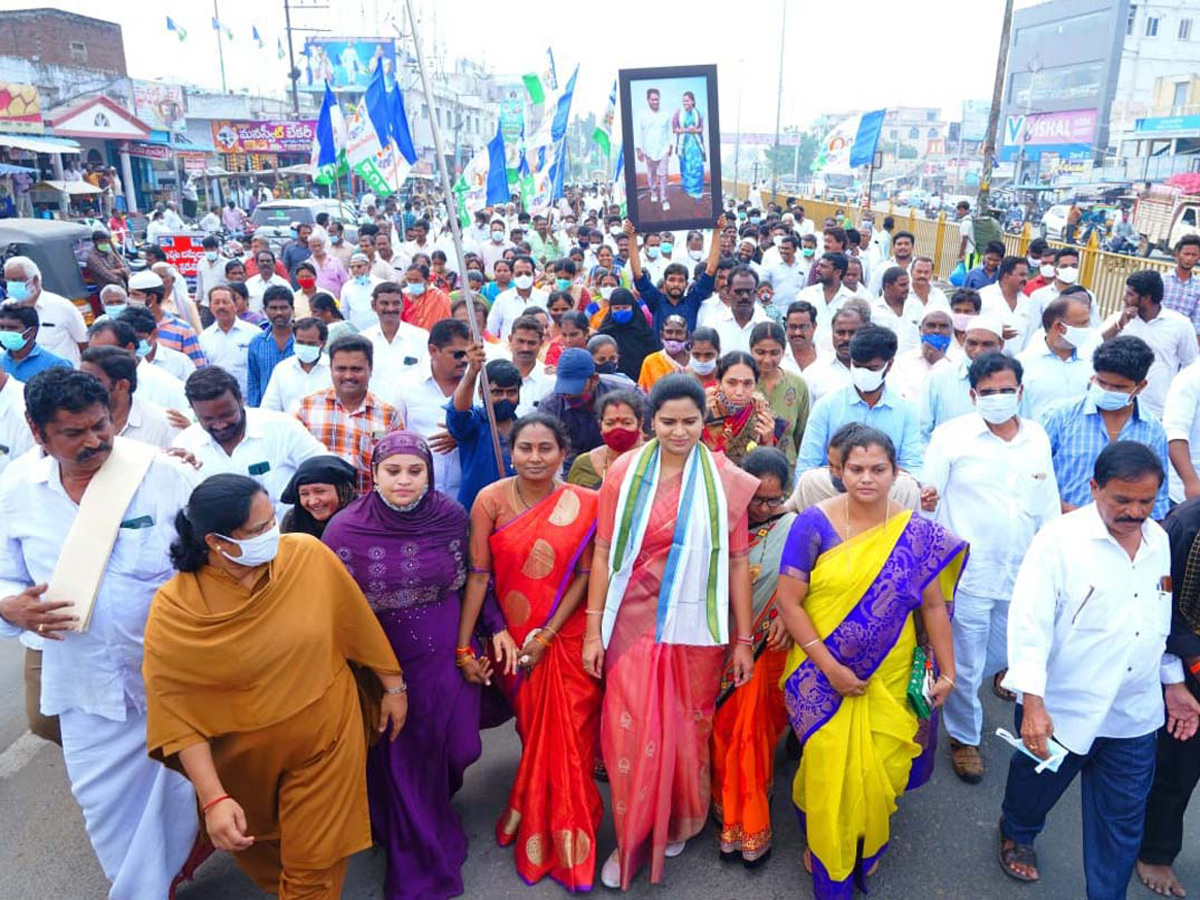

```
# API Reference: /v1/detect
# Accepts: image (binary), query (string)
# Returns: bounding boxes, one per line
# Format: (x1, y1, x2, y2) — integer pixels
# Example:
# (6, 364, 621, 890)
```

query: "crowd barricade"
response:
(721, 182, 1176, 319)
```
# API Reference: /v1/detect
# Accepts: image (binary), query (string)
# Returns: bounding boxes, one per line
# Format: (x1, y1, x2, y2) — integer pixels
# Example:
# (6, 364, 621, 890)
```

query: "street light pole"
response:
(770, 0, 787, 199)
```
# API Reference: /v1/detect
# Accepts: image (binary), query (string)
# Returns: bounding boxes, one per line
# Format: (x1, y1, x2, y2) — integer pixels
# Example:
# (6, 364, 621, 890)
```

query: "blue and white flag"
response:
(310, 82, 347, 184)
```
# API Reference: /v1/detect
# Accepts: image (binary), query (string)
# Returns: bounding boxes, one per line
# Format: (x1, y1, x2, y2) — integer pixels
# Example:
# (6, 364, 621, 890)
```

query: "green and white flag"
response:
(593, 78, 617, 160)
(522, 46, 557, 104)
(345, 97, 393, 198)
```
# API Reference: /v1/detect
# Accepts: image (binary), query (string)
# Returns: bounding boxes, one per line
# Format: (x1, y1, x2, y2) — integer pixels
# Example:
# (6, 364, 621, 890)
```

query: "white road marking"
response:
(0, 731, 45, 778)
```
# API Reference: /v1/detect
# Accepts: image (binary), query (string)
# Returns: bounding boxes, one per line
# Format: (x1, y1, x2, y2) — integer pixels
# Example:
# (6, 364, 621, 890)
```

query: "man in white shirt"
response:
(261, 317, 331, 413)
(391, 319, 469, 498)
(713, 266, 771, 355)
(781, 299, 822, 377)
(162, 200, 185, 231)
(174, 365, 324, 512)
(508, 315, 554, 417)
(870, 266, 927, 355)
(804, 304, 865, 402)
(360, 282, 430, 390)
(194, 236, 226, 307)
(998, 441, 1200, 890)
(0, 367, 200, 899)
(1016, 295, 1096, 421)
(79, 346, 177, 449)
(800, 252, 856, 354)
(635, 87, 673, 211)
(481, 218, 514, 276)
(487, 256, 548, 340)
(88, 314, 192, 419)
(889, 309, 958, 402)
(866, 228, 912, 296)
(1027, 247, 1099, 329)
(339, 253, 383, 332)
(0, 369, 32, 480)
(199, 285, 261, 399)
(925, 352, 1060, 784)
(760, 235, 807, 305)
(198, 204, 221, 233)
(1101, 269, 1199, 419)
(979, 256, 1033, 356)
(246, 248, 291, 312)
(3, 255, 88, 366)
(907, 256, 950, 314)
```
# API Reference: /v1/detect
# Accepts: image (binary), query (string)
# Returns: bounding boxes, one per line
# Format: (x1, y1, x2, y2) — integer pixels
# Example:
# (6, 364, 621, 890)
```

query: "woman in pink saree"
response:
(583, 373, 759, 890)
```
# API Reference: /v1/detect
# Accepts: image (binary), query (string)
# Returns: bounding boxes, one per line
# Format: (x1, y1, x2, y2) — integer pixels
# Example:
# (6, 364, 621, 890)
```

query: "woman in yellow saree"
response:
(776, 425, 966, 900)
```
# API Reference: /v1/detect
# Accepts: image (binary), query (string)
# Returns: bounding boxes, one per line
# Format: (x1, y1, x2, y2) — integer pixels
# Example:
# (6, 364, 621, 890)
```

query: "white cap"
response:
(967, 313, 1004, 340)
(128, 270, 164, 291)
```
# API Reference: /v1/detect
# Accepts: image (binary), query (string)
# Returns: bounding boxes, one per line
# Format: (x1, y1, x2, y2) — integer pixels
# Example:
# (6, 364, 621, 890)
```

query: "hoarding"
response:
(0, 82, 43, 134)
(125, 142, 171, 160)
(156, 234, 205, 278)
(300, 38, 398, 92)
(132, 81, 185, 132)
(999, 108, 1097, 162)
(960, 100, 990, 142)
(210, 120, 317, 155)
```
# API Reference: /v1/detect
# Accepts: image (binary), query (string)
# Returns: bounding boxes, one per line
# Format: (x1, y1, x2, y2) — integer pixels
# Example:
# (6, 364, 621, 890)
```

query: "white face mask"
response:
(772, 235, 785, 247)
(294, 343, 322, 364)
(1061, 323, 1093, 349)
(974, 390, 1020, 425)
(850, 363, 887, 393)
(513, 274, 534, 290)
(688, 249, 703, 261)
(217, 523, 281, 567)
(1057, 265, 1079, 285)
(600, 286, 614, 301)
(610, 226, 623, 237)
(690, 356, 717, 375)
(1039, 263, 1056, 279)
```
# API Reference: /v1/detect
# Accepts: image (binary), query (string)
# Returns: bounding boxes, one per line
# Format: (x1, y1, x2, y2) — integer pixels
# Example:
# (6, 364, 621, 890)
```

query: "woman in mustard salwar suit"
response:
(775, 425, 966, 900)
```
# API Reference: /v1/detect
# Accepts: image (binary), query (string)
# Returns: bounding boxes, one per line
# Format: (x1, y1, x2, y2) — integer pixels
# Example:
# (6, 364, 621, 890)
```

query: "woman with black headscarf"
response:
(280, 455, 359, 539)
(597, 287, 661, 382)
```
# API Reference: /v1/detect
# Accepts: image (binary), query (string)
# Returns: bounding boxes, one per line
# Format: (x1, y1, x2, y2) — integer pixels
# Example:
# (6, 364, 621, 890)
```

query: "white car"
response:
(1041, 204, 1071, 241)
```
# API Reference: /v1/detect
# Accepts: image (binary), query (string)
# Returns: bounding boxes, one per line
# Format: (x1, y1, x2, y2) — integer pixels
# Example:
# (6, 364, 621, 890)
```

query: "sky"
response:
(2, 0, 1050, 131)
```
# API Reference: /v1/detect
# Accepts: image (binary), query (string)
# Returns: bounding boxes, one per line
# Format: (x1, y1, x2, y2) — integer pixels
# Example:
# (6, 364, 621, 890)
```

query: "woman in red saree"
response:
(456, 413, 603, 892)
(711, 447, 796, 867)
(584, 373, 760, 890)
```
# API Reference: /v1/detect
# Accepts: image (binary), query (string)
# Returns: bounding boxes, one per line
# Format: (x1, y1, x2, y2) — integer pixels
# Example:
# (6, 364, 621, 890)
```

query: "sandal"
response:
(998, 828, 1039, 882)
(993, 671, 1017, 702)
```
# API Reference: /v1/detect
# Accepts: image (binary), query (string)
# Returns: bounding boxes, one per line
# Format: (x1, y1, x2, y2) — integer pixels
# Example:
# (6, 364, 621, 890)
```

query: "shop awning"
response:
(33, 179, 103, 195)
(0, 133, 82, 154)
(0, 163, 37, 175)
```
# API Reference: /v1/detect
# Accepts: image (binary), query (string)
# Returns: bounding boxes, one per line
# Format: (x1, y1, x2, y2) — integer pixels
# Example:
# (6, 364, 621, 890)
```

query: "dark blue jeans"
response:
(1000, 704, 1157, 900)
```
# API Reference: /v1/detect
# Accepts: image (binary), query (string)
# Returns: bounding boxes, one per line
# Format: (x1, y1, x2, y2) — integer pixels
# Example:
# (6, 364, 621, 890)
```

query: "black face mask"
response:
(830, 473, 846, 493)
(492, 399, 518, 422)
(595, 361, 618, 375)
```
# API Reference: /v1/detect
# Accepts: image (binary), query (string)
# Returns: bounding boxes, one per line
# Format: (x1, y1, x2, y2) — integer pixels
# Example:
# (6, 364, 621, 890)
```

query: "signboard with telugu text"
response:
(210, 120, 317, 155)
(156, 233, 205, 279)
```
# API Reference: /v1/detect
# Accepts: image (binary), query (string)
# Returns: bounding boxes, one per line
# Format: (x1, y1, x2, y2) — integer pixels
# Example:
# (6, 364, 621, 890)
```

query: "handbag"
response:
(906, 645, 935, 719)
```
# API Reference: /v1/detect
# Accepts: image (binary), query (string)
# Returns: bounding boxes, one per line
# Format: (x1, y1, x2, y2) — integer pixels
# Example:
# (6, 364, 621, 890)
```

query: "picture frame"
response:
(619, 64, 722, 233)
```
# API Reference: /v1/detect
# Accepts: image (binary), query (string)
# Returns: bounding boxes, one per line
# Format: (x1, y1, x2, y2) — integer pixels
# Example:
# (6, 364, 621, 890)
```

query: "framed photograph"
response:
(619, 64, 722, 233)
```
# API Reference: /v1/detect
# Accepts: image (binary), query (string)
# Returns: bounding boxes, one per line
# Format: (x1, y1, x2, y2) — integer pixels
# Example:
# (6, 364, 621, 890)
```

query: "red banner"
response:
(156, 233, 205, 278)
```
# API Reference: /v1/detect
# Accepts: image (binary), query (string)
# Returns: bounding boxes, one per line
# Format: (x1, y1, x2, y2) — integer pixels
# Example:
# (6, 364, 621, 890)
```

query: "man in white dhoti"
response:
(0, 368, 201, 900)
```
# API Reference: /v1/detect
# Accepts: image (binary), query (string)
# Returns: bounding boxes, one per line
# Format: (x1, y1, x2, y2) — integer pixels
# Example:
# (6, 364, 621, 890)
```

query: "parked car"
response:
(249, 199, 360, 252)
(1041, 203, 1072, 241)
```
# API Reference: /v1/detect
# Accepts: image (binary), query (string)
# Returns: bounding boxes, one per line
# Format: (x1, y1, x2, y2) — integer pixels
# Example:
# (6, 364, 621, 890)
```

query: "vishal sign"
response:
(1000, 109, 1097, 161)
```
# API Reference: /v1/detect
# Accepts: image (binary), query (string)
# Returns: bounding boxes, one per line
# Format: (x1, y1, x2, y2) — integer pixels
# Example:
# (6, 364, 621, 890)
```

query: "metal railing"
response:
(723, 182, 1175, 318)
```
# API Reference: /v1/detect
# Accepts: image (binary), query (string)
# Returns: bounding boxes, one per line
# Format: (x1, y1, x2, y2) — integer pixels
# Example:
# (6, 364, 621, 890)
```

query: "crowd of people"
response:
(3, 186, 1200, 900)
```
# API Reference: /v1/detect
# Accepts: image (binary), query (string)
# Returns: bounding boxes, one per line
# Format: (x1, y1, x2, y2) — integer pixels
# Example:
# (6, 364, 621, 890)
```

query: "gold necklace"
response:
(843, 495, 890, 571)
(515, 476, 558, 511)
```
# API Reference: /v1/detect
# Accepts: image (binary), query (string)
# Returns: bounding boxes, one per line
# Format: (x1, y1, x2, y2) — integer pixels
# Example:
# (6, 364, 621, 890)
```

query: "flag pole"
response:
(400, 0, 506, 479)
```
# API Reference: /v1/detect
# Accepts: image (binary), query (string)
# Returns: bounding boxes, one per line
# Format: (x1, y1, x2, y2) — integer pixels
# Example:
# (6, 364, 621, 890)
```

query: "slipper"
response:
(998, 828, 1039, 882)
(993, 671, 1017, 702)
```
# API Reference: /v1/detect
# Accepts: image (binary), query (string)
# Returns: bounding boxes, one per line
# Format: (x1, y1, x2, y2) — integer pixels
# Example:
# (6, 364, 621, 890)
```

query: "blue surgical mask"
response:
(204, 250, 219, 262)
(611, 308, 634, 324)
(690, 356, 716, 375)
(921, 333, 951, 353)
(103, 304, 128, 319)
(294, 343, 321, 364)
(5, 280, 29, 302)
(289, 228, 299, 239)
(802, 247, 815, 258)
(646, 246, 660, 260)
(0, 329, 29, 352)
(1090, 381, 1134, 411)
(749, 215, 761, 225)
(660, 242, 674, 255)
(555, 278, 572, 291)
(355, 274, 370, 286)
(406, 282, 426, 296)
(136, 339, 152, 358)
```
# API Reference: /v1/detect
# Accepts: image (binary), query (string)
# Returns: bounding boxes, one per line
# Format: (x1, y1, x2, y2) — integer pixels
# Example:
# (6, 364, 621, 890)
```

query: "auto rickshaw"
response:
(0, 218, 97, 320)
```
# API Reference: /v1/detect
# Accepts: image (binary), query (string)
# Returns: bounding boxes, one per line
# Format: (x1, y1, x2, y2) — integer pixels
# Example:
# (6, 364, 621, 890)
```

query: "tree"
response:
(763, 131, 820, 178)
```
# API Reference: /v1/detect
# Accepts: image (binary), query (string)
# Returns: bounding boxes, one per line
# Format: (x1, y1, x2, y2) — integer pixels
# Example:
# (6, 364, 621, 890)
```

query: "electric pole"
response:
(977, 0, 1014, 213)
(770, 0, 787, 198)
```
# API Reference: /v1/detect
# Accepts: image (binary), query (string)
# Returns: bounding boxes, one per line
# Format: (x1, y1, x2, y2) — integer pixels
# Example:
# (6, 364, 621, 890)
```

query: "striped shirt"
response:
(1038, 392, 1170, 519)
(246, 331, 293, 408)
(295, 388, 402, 492)
(1163, 269, 1200, 333)
(156, 312, 208, 366)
